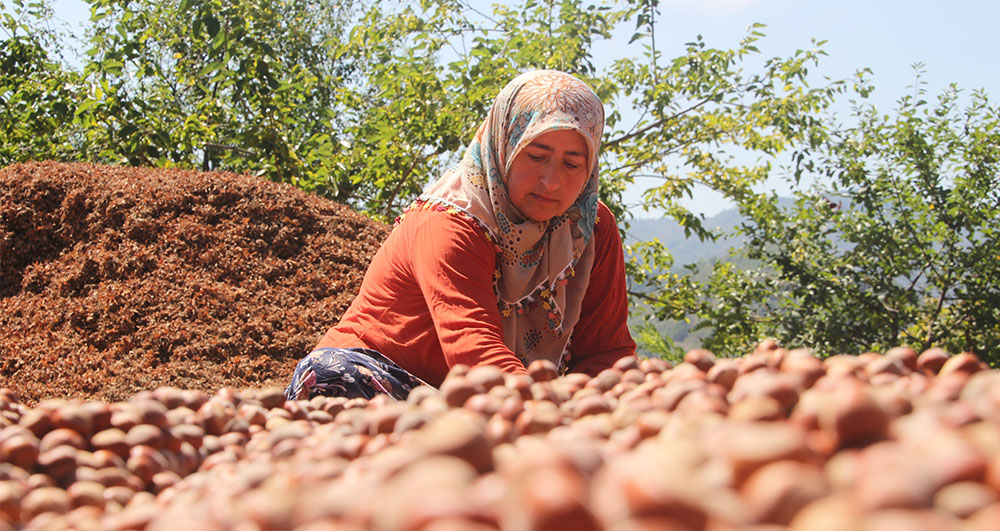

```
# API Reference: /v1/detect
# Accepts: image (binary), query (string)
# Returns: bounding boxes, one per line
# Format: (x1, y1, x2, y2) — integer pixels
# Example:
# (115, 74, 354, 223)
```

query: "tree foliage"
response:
(692, 74, 1000, 360)
(80, 0, 367, 192)
(0, 0, 82, 162)
(4, 0, 838, 217)
(3, 0, 998, 361)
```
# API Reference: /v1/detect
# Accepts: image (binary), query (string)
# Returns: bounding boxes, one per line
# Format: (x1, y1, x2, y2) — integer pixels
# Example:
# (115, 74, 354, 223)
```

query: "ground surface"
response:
(0, 161, 388, 404)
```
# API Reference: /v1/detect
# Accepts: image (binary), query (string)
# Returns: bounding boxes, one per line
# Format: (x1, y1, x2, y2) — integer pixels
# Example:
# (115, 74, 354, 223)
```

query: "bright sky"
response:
(610, 0, 1000, 216)
(41, 0, 1000, 216)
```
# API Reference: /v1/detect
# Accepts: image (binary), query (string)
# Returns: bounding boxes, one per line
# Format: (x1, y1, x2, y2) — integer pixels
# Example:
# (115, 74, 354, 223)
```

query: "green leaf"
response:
(196, 61, 224, 78)
(204, 15, 219, 38)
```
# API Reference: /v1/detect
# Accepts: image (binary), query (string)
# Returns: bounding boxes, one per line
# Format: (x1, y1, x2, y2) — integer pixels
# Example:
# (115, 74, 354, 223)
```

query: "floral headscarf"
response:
(410, 70, 605, 370)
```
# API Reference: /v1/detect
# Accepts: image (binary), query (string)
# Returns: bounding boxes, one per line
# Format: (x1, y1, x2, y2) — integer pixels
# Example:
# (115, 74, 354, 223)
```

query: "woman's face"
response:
(507, 129, 590, 222)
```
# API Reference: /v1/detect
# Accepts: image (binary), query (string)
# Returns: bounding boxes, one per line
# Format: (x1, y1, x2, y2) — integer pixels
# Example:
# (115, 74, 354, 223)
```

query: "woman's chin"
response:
(519, 199, 565, 222)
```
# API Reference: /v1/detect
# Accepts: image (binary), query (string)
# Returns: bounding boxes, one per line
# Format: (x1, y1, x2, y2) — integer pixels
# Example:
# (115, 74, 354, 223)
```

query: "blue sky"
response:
(642, 0, 998, 103)
(42, 0, 1000, 215)
(604, 0, 1000, 215)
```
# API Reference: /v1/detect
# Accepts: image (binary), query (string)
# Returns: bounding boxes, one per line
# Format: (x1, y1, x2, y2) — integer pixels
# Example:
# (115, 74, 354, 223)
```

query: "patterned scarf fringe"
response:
(397, 197, 579, 334)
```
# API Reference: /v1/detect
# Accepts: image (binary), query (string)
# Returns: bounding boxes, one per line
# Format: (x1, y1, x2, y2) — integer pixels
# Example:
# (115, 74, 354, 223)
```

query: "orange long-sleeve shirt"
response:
(316, 200, 636, 387)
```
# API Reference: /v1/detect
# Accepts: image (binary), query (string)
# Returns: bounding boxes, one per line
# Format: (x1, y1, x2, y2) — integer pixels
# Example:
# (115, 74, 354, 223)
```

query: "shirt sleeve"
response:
(408, 212, 529, 375)
(567, 201, 637, 375)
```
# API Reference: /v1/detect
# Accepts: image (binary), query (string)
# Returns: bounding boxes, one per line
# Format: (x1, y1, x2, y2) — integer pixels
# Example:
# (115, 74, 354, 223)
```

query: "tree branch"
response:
(924, 284, 951, 349)
(380, 147, 441, 219)
(603, 96, 716, 150)
(627, 289, 662, 304)
(606, 130, 723, 175)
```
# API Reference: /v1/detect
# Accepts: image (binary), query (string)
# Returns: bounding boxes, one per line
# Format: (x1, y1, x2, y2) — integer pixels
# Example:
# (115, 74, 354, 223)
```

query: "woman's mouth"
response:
(530, 193, 558, 204)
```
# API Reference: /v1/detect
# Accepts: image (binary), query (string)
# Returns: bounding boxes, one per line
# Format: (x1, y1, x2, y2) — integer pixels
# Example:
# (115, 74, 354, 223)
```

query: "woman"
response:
(285, 70, 636, 401)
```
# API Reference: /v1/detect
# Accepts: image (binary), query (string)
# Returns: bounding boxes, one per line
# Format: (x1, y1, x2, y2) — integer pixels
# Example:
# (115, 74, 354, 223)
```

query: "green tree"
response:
(689, 72, 1000, 361)
(5, 0, 841, 221)
(79, 0, 374, 194)
(339, 0, 632, 217)
(0, 0, 83, 164)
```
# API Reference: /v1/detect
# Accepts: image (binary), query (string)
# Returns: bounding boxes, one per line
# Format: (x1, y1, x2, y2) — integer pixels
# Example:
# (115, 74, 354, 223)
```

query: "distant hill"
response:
(622, 197, 794, 268)
(622, 198, 793, 356)
(623, 208, 743, 268)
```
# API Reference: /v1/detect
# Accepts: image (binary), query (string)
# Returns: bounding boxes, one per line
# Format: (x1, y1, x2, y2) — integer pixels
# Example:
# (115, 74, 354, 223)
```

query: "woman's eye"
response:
(528, 154, 545, 162)
(565, 161, 580, 169)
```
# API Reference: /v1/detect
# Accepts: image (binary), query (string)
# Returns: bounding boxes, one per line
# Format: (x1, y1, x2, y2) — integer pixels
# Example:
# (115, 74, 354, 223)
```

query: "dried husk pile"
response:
(1, 161, 387, 404)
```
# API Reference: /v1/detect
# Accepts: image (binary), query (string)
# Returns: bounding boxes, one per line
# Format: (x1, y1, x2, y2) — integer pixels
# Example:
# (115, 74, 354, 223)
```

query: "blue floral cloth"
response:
(284, 347, 426, 401)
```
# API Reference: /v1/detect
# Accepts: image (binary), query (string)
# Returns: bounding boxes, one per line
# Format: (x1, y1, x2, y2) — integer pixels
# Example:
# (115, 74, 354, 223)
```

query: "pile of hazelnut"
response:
(3, 343, 1000, 530)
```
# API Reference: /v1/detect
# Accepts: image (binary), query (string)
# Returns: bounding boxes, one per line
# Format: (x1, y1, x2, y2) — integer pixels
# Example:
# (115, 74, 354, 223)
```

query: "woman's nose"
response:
(539, 164, 559, 191)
